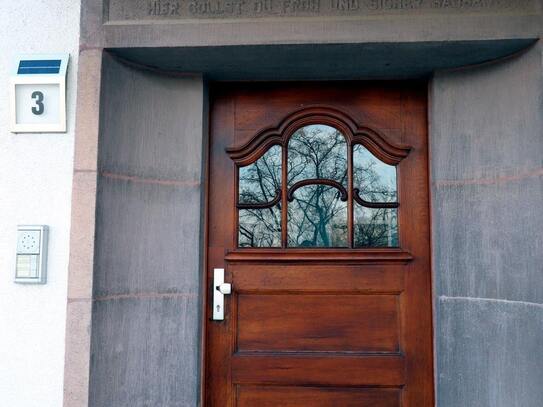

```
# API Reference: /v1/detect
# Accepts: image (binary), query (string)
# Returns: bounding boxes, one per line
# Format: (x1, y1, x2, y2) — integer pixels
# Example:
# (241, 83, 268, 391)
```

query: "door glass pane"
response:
(237, 125, 402, 248)
(239, 207, 282, 247)
(238, 145, 282, 247)
(288, 125, 347, 187)
(288, 184, 348, 247)
(239, 145, 281, 205)
(286, 124, 348, 248)
(354, 206, 398, 247)
(353, 144, 397, 203)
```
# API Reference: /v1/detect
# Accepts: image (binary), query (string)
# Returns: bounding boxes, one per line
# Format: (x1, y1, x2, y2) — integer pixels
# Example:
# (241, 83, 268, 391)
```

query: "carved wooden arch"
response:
(226, 106, 412, 166)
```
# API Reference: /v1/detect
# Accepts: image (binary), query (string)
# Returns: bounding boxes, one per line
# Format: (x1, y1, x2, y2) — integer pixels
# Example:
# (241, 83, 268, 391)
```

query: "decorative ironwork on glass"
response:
(233, 116, 406, 249)
(238, 145, 282, 247)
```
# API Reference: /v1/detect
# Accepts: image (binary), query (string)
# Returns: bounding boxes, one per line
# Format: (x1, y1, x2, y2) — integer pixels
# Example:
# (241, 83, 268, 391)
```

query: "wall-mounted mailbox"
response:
(15, 225, 48, 284)
(9, 54, 69, 133)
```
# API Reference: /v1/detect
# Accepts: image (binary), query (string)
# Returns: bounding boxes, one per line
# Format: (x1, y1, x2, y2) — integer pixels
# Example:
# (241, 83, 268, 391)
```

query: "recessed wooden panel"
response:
(237, 294, 399, 352)
(237, 386, 400, 407)
(231, 262, 405, 293)
(232, 354, 405, 386)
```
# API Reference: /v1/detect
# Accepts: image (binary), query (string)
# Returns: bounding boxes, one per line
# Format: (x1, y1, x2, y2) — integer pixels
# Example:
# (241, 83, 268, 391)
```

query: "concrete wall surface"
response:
(0, 1, 80, 406)
(87, 54, 206, 407)
(431, 42, 543, 406)
(80, 0, 542, 49)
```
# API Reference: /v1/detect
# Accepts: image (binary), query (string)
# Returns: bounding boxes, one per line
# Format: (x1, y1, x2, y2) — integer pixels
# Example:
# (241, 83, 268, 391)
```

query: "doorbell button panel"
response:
(15, 225, 48, 284)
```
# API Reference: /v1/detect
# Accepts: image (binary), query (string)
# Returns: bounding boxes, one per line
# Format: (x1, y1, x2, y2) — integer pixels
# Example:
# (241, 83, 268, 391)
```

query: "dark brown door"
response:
(205, 82, 434, 406)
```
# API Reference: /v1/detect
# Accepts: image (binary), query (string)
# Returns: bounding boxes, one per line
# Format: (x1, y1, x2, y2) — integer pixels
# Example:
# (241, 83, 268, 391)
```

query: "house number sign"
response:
(10, 54, 69, 133)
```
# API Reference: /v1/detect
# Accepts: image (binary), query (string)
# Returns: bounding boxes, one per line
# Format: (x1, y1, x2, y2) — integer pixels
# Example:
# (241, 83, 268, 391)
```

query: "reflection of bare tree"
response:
(289, 186, 347, 247)
(354, 144, 397, 203)
(354, 207, 398, 247)
(239, 207, 281, 247)
(287, 125, 347, 247)
(239, 145, 281, 204)
(288, 126, 347, 185)
(237, 125, 398, 248)
(239, 145, 281, 247)
(353, 144, 398, 247)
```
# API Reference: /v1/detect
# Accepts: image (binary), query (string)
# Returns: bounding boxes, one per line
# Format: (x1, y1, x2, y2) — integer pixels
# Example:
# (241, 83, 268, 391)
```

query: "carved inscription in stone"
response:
(108, 0, 535, 21)
(148, 0, 182, 14)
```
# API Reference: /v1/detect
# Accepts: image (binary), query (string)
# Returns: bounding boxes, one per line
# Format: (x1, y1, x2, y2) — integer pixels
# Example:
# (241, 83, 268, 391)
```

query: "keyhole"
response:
(216, 305, 221, 313)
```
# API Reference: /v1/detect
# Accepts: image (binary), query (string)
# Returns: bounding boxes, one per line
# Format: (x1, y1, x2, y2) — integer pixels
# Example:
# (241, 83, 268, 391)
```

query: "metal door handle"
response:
(213, 268, 232, 320)
(217, 283, 232, 295)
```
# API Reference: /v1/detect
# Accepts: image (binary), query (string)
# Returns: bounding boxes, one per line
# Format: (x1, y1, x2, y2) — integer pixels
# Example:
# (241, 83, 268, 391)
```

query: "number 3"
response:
(31, 91, 44, 115)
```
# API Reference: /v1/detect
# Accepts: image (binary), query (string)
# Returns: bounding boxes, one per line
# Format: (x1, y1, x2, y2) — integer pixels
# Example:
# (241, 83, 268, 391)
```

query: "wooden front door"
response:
(205, 82, 434, 406)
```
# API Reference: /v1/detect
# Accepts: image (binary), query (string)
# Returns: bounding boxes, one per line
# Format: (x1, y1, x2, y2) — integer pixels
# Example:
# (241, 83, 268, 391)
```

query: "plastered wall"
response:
(0, 1, 80, 406)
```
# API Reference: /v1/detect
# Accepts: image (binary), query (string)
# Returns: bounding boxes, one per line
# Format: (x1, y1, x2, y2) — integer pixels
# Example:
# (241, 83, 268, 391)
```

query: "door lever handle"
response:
(213, 268, 232, 320)
(217, 283, 232, 295)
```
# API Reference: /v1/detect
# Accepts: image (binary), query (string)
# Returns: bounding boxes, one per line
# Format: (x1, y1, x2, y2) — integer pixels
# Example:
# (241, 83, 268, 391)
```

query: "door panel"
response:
(237, 293, 399, 353)
(230, 262, 405, 292)
(205, 82, 433, 406)
(237, 386, 400, 407)
(231, 354, 405, 386)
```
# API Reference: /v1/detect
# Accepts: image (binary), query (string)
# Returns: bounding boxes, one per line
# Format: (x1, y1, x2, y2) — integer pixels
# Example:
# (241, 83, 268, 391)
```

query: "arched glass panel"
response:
(353, 144, 398, 247)
(287, 125, 348, 247)
(353, 144, 397, 202)
(288, 125, 347, 187)
(236, 121, 403, 248)
(238, 145, 282, 247)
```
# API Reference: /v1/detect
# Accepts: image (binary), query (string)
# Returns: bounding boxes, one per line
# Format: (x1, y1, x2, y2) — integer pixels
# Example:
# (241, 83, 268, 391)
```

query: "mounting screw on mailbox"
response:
(15, 225, 48, 284)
